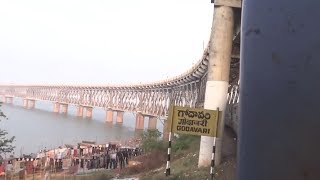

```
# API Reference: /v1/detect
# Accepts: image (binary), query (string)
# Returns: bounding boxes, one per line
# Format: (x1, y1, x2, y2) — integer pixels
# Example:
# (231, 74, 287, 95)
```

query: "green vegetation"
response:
(137, 129, 236, 180)
(140, 129, 200, 154)
(140, 152, 236, 180)
(140, 129, 166, 153)
(171, 134, 199, 153)
(139, 132, 205, 180)
(0, 102, 15, 154)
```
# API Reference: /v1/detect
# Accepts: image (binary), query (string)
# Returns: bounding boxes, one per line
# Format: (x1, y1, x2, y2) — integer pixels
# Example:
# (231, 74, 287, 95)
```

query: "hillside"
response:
(119, 126, 237, 180)
(45, 126, 237, 180)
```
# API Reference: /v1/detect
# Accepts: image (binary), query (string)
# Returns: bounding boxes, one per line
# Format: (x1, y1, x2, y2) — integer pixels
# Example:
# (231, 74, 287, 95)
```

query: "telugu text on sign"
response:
(168, 106, 219, 137)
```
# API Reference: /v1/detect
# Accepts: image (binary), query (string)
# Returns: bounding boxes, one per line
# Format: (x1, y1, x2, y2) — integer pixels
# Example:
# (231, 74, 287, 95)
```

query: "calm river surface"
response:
(0, 98, 163, 156)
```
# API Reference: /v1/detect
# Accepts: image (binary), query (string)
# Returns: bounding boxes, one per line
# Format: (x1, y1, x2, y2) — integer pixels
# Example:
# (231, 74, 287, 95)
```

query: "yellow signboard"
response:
(168, 106, 219, 137)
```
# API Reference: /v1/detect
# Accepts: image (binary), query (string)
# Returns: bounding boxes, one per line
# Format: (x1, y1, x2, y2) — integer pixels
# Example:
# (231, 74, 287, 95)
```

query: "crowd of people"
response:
(0, 139, 143, 178)
(81, 147, 143, 170)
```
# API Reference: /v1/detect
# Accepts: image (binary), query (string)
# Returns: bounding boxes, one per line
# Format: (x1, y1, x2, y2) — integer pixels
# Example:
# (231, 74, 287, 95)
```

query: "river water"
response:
(0, 98, 163, 156)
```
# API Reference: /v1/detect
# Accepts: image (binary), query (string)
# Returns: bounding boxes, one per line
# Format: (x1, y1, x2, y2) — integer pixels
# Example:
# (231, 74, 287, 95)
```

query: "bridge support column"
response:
(106, 108, 113, 123)
(23, 99, 28, 108)
(8, 97, 13, 104)
(4, 96, 13, 104)
(28, 100, 35, 109)
(53, 102, 60, 113)
(61, 104, 68, 114)
(116, 111, 124, 124)
(198, 5, 234, 167)
(148, 116, 157, 130)
(162, 119, 169, 141)
(76, 106, 83, 117)
(85, 107, 93, 119)
(135, 112, 144, 130)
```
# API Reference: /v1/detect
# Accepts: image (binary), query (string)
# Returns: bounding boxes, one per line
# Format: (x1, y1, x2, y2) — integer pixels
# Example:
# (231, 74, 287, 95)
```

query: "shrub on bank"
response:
(141, 129, 166, 152)
(140, 130, 200, 153)
(172, 134, 199, 152)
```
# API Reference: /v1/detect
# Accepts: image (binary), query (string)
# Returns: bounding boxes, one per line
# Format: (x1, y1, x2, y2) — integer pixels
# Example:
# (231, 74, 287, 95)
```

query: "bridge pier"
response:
(4, 96, 13, 104)
(135, 112, 144, 130)
(28, 99, 35, 109)
(8, 97, 13, 104)
(198, 5, 234, 167)
(148, 116, 157, 129)
(61, 104, 68, 114)
(76, 106, 83, 117)
(106, 108, 113, 123)
(53, 102, 60, 113)
(85, 107, 93, 119)
(23, 99, 28, 108)
(116, 111, 124, 124)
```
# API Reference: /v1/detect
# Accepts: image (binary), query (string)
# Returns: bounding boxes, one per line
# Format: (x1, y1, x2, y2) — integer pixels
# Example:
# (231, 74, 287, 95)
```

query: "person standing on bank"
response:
(117, 150, 125, 169)
(123, 149, 129, 165)
(110, 151, 117, 169)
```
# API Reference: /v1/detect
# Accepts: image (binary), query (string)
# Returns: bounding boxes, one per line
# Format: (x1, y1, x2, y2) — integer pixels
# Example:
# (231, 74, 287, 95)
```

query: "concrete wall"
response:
(225, 103, 239, 135)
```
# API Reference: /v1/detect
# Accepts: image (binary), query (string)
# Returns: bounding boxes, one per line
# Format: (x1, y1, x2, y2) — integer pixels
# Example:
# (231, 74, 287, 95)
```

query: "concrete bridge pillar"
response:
(85, 107, 93, 119)
(28, 100, 35, 109)
(135, 112, 144, 130)
(198, 5, 234, 167)
(106, 108, 113, 123)
(4, 97, 13, 104)
(8, 97, 13, 104)
(23, 99, 28, 108)
(61, 104, 68, 114)
(76, 106, 83, 117)
(116, 111, 124, 124)
(148, 116, 157, 129)
(53, 102, 60, 113)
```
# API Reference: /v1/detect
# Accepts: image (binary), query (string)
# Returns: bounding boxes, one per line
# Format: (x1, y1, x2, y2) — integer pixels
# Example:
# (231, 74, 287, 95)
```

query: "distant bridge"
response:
(0, 10, 241, 133)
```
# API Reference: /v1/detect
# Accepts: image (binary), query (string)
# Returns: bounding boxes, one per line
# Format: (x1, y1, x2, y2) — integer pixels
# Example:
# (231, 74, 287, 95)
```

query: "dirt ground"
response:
(215, 126, 237, 180)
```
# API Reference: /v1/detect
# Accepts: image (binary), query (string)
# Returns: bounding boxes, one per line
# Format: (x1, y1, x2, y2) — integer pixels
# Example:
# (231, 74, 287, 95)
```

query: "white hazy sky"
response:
(0, 0, 213, 85)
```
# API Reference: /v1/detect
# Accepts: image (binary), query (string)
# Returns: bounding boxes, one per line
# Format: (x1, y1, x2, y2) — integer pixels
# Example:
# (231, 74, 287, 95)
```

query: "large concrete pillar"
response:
(28, 100, 35, 109)
(23, 99, 28, 109)
(116, 111, 124, 124)
(76, 106, 83, 117)
(85, 107, 93, 119)
(135, 112, 144, 130)
(106, 108, 113, 123)
(61, 104, 68, 114)
(162, 119, 169, 141)
(198, 5, 234, 167)
(53, 102, 60, 113)
(148, 116, 157, 130)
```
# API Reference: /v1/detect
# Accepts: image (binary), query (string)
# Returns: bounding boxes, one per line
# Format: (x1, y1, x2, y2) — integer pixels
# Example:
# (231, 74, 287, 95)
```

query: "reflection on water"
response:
(0, 98, 163, 156)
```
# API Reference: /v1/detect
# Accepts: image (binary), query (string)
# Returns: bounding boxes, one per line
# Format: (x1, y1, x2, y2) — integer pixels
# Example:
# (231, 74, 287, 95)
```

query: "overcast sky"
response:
(0, 0, 213, 85)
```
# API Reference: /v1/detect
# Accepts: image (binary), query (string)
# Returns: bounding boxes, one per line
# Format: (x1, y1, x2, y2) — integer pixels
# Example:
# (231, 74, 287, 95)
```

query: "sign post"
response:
(165, 105, 220, 177)
(210, 108, 219, 180)
(165, 105, 174, 176)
